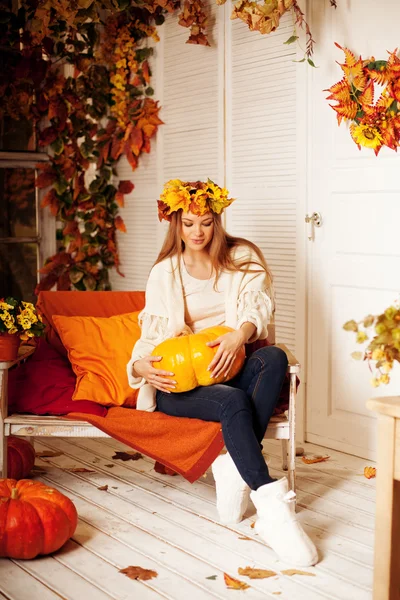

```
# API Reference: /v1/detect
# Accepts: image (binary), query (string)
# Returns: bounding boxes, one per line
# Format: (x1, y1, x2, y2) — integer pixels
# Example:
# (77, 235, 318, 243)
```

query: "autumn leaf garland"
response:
(326, 43, 400, 155)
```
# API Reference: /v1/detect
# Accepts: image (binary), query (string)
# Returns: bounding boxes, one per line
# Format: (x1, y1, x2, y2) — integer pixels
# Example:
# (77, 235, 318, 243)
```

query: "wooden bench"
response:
(0, 344, 300, 493)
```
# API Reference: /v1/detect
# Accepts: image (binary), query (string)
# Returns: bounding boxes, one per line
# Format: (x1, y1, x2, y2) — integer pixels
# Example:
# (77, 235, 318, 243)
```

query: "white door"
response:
(306, 0, 400, 459)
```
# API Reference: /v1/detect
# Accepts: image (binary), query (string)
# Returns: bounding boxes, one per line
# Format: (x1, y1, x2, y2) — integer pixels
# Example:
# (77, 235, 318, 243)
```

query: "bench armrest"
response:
(0, 346, 36, 422)
(275, 343, 300, 375)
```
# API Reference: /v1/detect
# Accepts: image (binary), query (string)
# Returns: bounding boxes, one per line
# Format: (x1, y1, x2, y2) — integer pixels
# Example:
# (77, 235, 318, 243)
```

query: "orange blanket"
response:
(37, 291, 285, 482)
(67, 408, 223, 482)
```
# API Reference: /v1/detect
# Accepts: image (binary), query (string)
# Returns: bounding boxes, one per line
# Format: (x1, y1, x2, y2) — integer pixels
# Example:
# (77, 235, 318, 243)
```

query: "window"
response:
(0, 2, 51, 303)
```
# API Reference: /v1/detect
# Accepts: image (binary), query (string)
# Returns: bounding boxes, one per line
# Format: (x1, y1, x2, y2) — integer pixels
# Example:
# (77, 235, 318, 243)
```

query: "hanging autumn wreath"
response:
(326, 43, 400, 155)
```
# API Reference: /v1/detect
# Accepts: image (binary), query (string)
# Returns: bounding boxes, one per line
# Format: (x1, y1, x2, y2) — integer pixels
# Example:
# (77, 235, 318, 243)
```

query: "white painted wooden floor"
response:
(0, 437, 376, 600)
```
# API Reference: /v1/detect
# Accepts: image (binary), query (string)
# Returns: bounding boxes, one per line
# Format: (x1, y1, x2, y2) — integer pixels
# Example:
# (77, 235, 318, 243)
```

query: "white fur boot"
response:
(211, 453, 250, 524)
(250, 477, 318, 566)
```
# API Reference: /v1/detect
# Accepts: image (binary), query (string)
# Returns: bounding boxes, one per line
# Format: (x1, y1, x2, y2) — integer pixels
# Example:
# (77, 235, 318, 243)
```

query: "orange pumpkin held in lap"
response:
(152, 326, 246, 393)
(0, 479, 78, 559)
(7, 437, 35, 479)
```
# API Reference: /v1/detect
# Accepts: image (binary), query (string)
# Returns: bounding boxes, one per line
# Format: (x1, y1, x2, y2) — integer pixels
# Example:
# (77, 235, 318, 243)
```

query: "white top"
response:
(181, 259, 227, 333)
(127, 245, 273, 411)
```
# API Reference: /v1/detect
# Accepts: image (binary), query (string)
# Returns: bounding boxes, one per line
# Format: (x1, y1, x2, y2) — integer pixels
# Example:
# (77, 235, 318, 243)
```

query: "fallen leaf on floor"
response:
(67, 468, 95, 473)
(35, 450, 63, 458)
(238, 566, 277, 579)
(301, 455, 330, 464)
(206, 575, 217, 580)
(281, 569, 315, 577)
(112, 451, 143, 462)
(119, 566, 158, 581)
(250, 521, 255, 529)
(92, 458, 100, 464)
(364, 466, 376, 479)
(98, 484, 108, 491)
(272, 593, 282, 595)
(112, 486, 118, 489)
(31, 466, 47, 474)
(154, 462, 178, 476)
(224, 573, 250, 590)
(238, 536, 252, 541)
(104, 464, 114, 468)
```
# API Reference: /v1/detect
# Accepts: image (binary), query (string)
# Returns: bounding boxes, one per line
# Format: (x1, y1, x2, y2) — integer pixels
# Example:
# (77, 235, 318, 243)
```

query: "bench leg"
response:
(288, 372, 297, 510)
(281, 439, 288, 471)
(0, 431, 7, 479)
(0, 370, 7, 479)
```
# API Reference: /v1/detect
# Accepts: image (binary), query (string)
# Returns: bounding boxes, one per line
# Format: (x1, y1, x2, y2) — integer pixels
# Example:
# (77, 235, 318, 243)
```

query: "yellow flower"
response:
(356, 331, 368, 343)
(371, 348, 384, 361)
(379, 373, 390, 385)
(370, 377, 380, 387)
(350, 124, 383, 150)
(17, 315, 32, 330)
(0, 301, 13, 310)
(381, 362, 393, 373)
(22, 301, 35, 310)
(8, 327, 18, 335)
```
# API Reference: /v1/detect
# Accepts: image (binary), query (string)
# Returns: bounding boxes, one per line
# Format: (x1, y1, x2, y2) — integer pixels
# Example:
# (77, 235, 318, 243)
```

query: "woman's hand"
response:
(206, 330, 246, 379)
(132, 356, 176, 393)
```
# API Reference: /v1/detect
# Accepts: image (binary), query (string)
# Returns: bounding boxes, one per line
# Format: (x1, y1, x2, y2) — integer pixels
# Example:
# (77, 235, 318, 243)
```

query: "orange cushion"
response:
(52, 312, 141, 407)
(37, 291, 145, 357)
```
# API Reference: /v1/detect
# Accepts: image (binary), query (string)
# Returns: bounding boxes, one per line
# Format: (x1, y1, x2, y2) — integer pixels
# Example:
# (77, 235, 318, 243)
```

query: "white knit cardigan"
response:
(127, 246, 273, 411)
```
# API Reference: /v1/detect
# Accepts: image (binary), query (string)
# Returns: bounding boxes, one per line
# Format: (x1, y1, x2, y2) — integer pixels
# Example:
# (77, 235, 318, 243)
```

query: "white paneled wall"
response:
(112, 3, 300, 352)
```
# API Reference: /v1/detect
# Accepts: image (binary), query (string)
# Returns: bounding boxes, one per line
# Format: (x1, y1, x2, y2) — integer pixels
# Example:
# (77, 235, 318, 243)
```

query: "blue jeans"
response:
(156, 345, 288, 490)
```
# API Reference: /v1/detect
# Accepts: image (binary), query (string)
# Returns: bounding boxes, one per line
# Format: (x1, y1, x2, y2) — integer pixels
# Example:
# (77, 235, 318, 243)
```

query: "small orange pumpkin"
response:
(0, 479, 78, 559)
(7, 437, 35, 479)
(152, 326, 246, 393)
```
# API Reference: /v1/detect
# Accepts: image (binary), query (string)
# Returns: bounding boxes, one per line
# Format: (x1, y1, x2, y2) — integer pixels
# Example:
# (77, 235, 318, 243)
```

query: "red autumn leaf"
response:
(115, 191, 124, 207)
(119, 566, 158, 581)
(142, 60, 151, 84)
(124, 145, 138, 170)
(39, 126, 58, 147)
(57, 270, 72, 290)
(128, 127, 143, 156)
(39, 251, 71, 274)
(35, 271, 60, 295)
(63, 220, 78, 236)
(110, 136, 124, 160)
(114, 216, 126, 233)
(302, 455, 330, 464)
(154, 461, 178, 476)
(36, 171, 57, 189)
(112, 451, 142, 461)
(118, 180, 134, 194)
(41, 189, 59, 216)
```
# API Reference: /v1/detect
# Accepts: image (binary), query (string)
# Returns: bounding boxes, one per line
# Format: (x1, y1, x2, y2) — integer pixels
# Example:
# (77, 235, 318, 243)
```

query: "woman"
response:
(127, 179, 318, 567)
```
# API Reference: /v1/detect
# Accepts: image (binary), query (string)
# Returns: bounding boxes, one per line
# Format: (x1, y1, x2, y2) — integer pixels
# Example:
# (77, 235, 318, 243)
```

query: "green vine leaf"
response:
(284, 35, 299, 45)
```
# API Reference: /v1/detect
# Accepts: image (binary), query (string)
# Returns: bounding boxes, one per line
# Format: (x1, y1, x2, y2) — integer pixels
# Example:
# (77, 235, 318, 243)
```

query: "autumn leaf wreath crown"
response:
(157, 179, 235, 222)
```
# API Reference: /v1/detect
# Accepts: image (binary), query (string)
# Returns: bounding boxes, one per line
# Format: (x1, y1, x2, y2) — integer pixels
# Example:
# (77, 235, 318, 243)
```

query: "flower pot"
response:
(0, 333, 21, 361)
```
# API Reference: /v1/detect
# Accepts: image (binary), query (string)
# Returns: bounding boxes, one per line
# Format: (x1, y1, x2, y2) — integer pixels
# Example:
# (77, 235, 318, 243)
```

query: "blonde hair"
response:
(154, 212, 273, 292)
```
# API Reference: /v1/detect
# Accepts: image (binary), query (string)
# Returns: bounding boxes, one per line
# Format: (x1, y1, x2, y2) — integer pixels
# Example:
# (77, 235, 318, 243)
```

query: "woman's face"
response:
(180, 211, 214, 252)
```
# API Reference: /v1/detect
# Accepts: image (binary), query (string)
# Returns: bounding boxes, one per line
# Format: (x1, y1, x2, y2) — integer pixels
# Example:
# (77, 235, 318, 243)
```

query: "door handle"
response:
(305, 212, 322, 241)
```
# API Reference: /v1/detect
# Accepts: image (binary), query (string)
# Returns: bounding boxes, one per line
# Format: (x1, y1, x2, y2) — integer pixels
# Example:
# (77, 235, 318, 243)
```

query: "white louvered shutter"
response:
(161, 4, 224, 185)
(224, 10, 298, 350)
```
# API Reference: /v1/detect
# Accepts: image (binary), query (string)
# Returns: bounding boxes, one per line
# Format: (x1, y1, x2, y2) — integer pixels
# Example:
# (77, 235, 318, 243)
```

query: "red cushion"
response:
(8, 339, 107, 417)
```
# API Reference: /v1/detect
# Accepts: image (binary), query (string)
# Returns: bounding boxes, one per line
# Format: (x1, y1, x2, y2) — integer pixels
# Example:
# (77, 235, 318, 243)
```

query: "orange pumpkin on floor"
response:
(7, 437, 35, 479)
(152, 326, 246, 393)
(0, 479, 78, 559)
